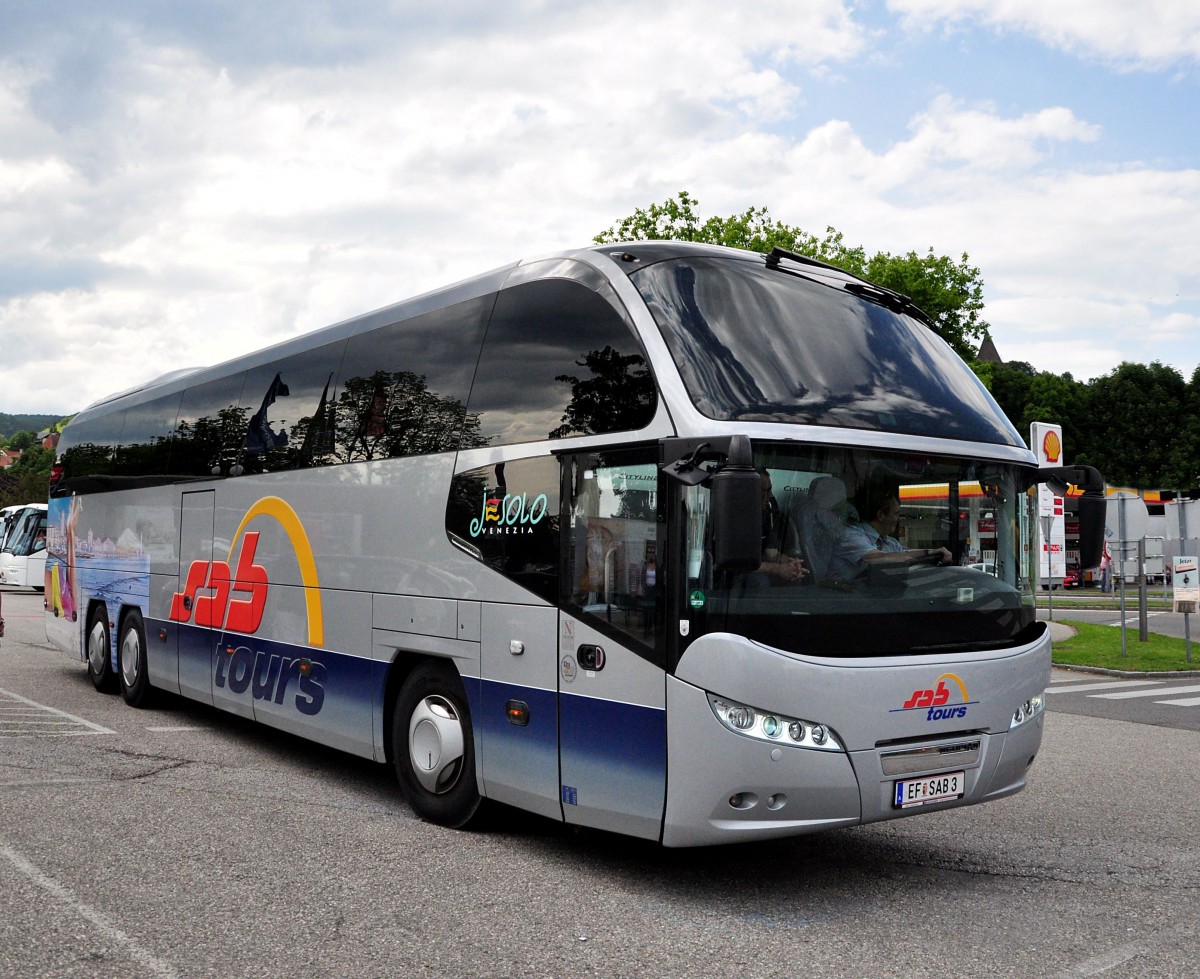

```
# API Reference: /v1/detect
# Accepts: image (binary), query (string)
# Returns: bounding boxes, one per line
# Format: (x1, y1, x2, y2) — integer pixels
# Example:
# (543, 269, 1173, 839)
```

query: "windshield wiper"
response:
(765, 247, 935, 329)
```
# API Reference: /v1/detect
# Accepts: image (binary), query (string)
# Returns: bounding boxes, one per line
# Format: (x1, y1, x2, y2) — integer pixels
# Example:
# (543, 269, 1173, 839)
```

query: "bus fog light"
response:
(708, 693, 842, 751)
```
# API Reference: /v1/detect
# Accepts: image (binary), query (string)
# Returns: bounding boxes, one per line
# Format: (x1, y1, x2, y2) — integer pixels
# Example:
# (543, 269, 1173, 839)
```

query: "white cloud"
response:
(888, 0, 1200, 69)
(0, 2, 1197, 415)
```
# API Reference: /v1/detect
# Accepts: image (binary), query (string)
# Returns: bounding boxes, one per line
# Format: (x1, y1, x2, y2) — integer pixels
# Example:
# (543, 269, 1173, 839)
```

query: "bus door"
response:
(558, 452, 666, 841)
(175, 490, 216, 707)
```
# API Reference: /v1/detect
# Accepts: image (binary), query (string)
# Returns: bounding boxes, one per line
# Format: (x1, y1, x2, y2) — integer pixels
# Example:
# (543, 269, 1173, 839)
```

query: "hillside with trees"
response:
(0, 413, 61, 440)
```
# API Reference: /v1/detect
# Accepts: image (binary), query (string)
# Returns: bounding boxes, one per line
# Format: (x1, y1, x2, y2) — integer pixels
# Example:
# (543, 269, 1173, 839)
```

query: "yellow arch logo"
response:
(227, 496, 324, 647)
(936, 672, 970, 704)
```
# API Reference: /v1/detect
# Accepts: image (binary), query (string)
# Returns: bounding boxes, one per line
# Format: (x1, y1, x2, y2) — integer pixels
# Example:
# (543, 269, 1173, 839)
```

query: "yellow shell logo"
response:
(1042, 429, 1061, 463)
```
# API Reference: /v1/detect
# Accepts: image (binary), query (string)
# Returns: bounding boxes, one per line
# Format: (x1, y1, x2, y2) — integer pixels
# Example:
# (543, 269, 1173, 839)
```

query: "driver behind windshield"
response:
(829, 471, 952, 581)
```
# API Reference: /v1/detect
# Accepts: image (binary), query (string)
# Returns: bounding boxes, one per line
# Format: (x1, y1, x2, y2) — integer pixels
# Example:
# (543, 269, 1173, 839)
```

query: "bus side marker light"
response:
(506, 700, 530, 726)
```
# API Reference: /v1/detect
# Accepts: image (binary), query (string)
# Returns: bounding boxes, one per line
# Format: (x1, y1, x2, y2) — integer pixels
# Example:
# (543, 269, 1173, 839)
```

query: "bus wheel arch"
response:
(85, 602, 116, 693)
(118, 607, 154, 708)
(390, 657, 483, 829)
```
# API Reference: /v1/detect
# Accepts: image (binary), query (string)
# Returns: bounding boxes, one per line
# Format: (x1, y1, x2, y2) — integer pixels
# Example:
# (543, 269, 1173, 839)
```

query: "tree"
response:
(0, 443, 53, 508)
(1079, 362, 1190, 488)
(596, 191, 990, 360)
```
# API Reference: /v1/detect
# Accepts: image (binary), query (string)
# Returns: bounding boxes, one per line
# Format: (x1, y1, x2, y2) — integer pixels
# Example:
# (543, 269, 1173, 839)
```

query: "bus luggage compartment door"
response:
(177, 491, 216, 707)
(478, 603, 560, 820)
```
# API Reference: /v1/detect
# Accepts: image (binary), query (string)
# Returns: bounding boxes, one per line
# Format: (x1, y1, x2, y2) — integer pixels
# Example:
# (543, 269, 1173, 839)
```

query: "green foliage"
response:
(974, 359, 1200, 491)
(0, 443, 54, 508)
(596, 191, 989, 359)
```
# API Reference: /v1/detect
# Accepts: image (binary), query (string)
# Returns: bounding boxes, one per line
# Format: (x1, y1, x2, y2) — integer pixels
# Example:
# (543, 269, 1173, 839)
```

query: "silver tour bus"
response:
(45, 242, 1105, 846)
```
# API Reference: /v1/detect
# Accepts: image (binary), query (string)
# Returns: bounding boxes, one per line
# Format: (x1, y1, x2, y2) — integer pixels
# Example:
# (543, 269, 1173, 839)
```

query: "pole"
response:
(1137, 537, 1149, 643)
(1041, 514, 1054, 621)
(1186, 613, 1192, 666)
(1118, 495, 1128, 659)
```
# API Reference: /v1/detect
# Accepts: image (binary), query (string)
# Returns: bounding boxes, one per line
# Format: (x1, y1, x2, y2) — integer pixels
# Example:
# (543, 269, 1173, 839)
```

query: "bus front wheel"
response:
(391, 661, 482, 829)
(119, 610, 154, 708)
(86, 605, 116, 693)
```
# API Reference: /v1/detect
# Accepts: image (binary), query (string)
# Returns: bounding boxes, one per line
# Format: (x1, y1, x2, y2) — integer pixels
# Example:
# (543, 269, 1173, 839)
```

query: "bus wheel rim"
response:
(88, 621, 107, 674)
(121, 627, 141, 686)
(408, 695, 465, 794)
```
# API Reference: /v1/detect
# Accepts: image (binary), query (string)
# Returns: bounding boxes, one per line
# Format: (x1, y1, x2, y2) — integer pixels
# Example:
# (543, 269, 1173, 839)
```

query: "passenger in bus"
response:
(829, 473, 951, 581)
(797, 475, 855, 585)
(758, 472, 807, 584)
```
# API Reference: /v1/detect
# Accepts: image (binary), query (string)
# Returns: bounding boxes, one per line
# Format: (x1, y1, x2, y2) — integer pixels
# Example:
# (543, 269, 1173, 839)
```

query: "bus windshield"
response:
(679, 444, 1037, 658)
(631, 253, 1024, 447)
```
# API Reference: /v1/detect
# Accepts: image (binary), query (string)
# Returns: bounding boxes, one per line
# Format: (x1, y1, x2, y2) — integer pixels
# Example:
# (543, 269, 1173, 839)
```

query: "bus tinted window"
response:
(447, 455, 561, 604)
(234, 340, 347, 474)
(336, 296, 493, 461)
(168, 375, 247, 478)
(55, 411, 124, 493)
(467, 278, 656, 447)
(632, 255, 1024, 447)
(114, 393, 182, 482)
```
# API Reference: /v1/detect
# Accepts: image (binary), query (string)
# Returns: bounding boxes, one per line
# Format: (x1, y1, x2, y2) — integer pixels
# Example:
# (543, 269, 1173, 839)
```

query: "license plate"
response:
(894, 771, 965, 808)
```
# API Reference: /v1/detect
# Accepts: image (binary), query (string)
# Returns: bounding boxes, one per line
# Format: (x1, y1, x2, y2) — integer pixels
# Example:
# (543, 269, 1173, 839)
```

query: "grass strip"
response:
(1052, 619, 1198, 673)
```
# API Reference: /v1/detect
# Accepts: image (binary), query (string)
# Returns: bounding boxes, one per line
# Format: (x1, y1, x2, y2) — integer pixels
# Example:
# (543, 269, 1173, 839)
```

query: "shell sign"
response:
(1041, 428, 1061, 464)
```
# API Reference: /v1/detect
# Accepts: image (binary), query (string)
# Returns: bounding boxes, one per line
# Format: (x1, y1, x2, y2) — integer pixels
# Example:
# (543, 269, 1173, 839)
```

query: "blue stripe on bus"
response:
(560, 691, 666, 815)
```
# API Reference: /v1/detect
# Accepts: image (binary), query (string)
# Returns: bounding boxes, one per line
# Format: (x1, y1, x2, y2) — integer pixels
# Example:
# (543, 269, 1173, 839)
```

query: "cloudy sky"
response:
(2, 0, 1198, 414)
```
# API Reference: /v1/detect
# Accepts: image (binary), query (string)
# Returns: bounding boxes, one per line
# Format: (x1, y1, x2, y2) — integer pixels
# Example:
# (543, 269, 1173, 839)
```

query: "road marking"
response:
(145, 726, 203, 732)
(0, 687, 115, 736)
(1044, 680, 1155, 694)
(1154, 695, 1200, 706)
(0, 839, 181, 979)
(1092, 683, 1200, 700)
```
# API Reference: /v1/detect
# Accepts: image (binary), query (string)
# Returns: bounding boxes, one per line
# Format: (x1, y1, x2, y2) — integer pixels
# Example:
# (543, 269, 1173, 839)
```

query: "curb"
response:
(1051, 664, 1200, 679)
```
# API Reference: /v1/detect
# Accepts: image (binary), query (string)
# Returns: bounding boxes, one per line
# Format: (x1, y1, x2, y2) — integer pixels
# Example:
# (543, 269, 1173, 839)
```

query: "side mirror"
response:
(1076, 489, 1106, 569)
(711, 436, 761, 573)
(1037, 464, 1106, 569)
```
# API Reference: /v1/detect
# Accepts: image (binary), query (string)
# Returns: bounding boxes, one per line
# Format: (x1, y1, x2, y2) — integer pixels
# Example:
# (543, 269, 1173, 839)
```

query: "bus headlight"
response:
(1010, 692, 1046, 729)
(708, 694, 843, 751)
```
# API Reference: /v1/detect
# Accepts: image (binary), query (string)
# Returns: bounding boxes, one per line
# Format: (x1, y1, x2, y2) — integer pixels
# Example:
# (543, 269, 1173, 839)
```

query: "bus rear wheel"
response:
(86, 605, 116, 693)
(119, 610, 154, 708)
(391, 661, 482, 829)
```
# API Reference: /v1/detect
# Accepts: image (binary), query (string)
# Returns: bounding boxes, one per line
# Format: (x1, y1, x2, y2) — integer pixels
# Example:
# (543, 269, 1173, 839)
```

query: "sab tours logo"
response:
(892, 673, 978, 722)
(170, 496, 327, 715)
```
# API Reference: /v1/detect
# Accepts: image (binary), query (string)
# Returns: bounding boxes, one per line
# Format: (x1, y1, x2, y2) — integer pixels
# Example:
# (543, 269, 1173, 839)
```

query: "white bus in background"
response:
(0, 503, 47, 590)
(45, 241, 1105, 846)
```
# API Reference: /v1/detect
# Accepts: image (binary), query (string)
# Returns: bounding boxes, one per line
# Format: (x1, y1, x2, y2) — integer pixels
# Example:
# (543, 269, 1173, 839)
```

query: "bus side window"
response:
(168, 374, 247, 479)
(337, 295, 492, 462)
(445, 455, 561, 605)
(467, 276, 657, 448)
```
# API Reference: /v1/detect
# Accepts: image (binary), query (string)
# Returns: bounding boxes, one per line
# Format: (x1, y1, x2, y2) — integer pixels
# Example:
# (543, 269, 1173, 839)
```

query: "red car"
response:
(1063, 566, 1082, 588)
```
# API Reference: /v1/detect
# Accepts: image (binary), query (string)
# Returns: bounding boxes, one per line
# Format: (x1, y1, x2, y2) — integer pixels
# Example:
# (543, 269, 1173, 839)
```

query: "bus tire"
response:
(391, 660, 482, 829)
(118, 610, 154, 708)
(86, 605, 116, 693)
